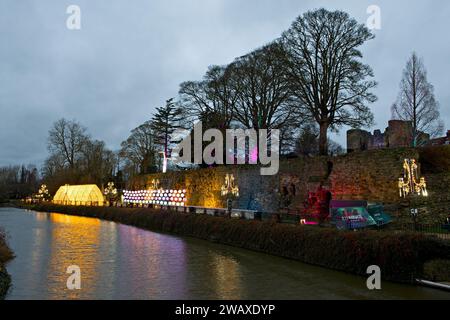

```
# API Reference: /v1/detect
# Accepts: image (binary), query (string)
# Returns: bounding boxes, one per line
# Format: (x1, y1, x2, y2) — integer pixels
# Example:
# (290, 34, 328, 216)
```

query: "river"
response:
(0, 207, 448, 300)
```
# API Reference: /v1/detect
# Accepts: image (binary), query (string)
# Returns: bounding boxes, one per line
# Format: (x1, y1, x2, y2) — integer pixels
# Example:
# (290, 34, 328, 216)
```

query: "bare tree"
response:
(282, 9, 377, 155)
(295, 124, 344, 157)
(228, 42, 297, 131)
(179, 65, 236, 129)
(295, 124, 319, 156)
(47, 119, 89, 169)
(120, 121, 157, 175)
(391, 52, 444, 146)
(80, 140, 117, 185)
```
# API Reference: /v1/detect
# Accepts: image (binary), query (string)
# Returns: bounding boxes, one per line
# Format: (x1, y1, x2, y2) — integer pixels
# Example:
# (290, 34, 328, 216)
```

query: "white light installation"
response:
(123, 189, 187, 206)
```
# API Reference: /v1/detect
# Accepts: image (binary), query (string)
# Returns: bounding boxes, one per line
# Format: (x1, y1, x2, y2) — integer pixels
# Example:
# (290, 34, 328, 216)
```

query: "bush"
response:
(0, 228, 14, 264)
(423, 260, 450, 282)
(26, 203, 450, 283)
(419, 145, 450, 173)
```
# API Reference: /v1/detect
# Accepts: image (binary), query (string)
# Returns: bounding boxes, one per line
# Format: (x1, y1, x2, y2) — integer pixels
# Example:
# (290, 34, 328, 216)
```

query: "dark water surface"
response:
(0, 208, 449, 300)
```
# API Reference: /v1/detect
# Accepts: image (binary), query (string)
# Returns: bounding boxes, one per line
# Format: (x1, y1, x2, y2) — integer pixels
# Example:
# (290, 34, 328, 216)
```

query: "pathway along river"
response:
(0, 208, 449, 299)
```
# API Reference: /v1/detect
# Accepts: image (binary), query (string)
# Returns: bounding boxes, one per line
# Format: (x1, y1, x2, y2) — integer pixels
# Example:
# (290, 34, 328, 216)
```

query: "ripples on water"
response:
(0, 208, 449, 300)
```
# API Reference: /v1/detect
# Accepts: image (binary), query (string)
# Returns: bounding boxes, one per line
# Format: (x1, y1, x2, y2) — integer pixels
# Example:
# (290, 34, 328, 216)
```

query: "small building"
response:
(429, 130, 450, 146)
(53, 184, 104, 206)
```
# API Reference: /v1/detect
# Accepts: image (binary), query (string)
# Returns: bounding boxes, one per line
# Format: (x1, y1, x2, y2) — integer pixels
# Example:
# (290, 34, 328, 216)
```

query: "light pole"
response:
(221, 174, 239, 216)
(159, 151, 167, 173)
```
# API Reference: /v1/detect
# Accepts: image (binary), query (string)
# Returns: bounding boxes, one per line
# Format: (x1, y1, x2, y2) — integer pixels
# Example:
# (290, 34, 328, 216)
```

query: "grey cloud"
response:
(0, 0, 448, 167)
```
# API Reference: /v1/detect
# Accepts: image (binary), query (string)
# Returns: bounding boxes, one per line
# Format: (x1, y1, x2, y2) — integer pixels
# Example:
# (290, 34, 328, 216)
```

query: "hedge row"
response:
(25, 204, 450, 283)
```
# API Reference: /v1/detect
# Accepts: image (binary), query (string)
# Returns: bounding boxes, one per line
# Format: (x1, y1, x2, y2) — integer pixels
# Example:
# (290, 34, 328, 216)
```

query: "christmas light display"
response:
(36, 184, 50, 201)
(104, 182, 118, 197)
(221, 174, 239, 197)
(123, 189, 187, 206)
(398, 159, 428, 198)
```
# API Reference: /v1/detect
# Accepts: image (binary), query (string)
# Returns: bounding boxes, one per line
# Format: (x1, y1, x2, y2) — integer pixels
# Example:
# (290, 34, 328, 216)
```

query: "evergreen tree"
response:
(151, 98, 186, 162)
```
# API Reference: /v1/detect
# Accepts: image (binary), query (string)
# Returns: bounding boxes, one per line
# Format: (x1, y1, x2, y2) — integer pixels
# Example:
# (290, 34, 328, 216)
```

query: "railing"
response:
(395, 223, 450, 240)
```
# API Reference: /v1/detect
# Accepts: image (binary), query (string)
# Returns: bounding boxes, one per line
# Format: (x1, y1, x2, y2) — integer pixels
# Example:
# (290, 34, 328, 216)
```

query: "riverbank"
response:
(17, 203, 450, 284)
(0, 227, 14, 299)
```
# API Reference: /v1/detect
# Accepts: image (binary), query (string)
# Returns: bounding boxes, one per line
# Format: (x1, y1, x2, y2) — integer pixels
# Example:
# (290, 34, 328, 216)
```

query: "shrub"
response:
(26, 203, 450, 283)
(0, 228, 14, 264)
(423, 260, 450, 282)
(419, 145, 450, 173)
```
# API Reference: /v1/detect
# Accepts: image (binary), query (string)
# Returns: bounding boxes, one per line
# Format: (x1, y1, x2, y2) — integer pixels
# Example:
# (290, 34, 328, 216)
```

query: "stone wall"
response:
(130, 147, 449, 223)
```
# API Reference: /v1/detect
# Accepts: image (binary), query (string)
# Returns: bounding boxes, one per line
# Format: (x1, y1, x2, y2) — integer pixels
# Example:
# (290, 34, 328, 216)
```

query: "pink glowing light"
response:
(250, 147, 258, 163)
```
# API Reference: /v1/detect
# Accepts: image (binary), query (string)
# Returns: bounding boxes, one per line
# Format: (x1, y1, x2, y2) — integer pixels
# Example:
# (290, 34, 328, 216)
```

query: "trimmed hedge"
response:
(24, 204, 450, 283)
(423, 260, 450, 282)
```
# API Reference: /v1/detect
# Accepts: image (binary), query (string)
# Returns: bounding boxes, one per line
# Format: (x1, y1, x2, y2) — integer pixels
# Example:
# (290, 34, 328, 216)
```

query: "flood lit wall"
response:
(131, 147, 450, 223)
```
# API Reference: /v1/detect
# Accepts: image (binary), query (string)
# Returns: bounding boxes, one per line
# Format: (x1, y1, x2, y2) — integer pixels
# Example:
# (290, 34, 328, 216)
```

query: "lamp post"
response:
(159, 151, 167, 173)
(221, 174, 239, 216)
(398, 159, 428, 230)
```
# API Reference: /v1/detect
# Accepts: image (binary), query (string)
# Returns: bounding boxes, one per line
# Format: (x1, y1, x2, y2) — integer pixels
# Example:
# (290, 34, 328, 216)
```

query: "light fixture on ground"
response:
(104, 182, 118, 206)
(36, 184, 50, 202)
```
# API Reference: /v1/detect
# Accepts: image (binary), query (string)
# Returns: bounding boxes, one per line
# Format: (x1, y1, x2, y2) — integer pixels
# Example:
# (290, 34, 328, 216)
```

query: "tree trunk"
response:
(318, 122, 328, 156)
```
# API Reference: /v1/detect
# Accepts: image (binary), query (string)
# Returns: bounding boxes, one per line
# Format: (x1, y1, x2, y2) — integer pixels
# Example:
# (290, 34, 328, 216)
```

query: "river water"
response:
(0, 207, 448, 300)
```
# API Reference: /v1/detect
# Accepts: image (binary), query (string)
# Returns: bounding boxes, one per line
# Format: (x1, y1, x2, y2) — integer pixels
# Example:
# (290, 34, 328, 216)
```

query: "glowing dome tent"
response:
(53, 184, 105, 206)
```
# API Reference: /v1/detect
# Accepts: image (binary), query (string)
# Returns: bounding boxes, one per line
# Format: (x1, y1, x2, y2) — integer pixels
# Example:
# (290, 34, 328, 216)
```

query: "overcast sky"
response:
(1, 0, 449, 167)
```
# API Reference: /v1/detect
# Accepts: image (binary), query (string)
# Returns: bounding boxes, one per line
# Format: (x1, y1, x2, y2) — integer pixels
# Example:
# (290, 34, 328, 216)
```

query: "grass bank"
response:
(0, 227, 14, 300)
(21, 203, 450, 284)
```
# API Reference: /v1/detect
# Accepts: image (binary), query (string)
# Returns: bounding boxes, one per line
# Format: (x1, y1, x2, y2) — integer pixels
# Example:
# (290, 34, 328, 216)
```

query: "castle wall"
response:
(130, 147, 450, 223)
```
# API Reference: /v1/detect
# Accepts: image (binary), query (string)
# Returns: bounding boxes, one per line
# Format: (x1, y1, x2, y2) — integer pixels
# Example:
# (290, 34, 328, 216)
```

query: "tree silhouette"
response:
(391, 52, 444, 146)
(282, 9, 377, 155)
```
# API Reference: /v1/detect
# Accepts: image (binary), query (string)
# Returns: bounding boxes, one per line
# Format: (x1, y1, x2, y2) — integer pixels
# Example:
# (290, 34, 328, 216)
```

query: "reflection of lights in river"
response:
(117, 225, 188, 298)
(47, 213, 102, 299)
(211, 255, 243, 300)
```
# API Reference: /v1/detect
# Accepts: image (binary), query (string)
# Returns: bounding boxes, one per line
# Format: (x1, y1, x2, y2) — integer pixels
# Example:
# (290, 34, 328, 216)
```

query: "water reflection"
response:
(47, 214, 102, 299)
(211, 255, 243, 299)
(0, 208, 449, 300)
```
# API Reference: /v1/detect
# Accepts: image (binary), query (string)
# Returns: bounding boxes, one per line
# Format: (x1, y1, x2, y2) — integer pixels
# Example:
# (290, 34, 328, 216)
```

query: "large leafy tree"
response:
(228, 42, 296, 131)
(391, 52, 443, 146)
(282, 9, 377, 155)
